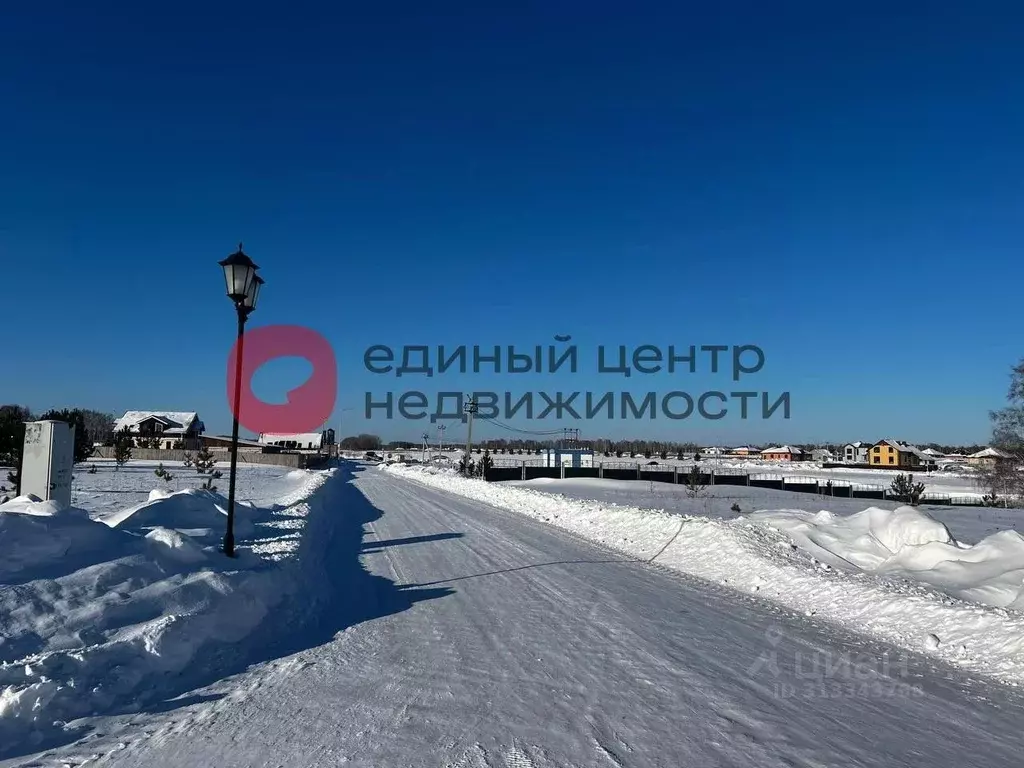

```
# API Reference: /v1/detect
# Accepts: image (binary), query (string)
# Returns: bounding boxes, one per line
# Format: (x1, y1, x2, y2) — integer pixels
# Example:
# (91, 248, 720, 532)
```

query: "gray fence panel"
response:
(603, 468, 638, 481)
(851, 488, 886, 499)
(785, 482, 818, 494)
(92, 446, 309, 468)
(485, 467, 523, 482)
(714, 474, 748, 486)
(641, 471, 675, 484)
(523, 467, 563, 481)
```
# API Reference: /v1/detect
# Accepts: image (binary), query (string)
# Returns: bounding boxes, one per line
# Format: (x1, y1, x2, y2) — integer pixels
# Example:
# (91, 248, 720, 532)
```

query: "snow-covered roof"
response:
(875, 438, 905, 450)
(844, 441, 870, 449)
(113, 411, 202, 435)
(921, 448, 946, 456)
(761, 445, 804, 454)
(874, 438, 936, 462)
(969, 447, 1012, 459)
(257, 432, 325, 445)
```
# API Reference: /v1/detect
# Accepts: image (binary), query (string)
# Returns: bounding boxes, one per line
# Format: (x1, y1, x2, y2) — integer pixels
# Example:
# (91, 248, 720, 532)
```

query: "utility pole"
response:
(437, 423, 446, 458)
(422, 432, 429, 463)
(463, 395, 478, 476)
(336, 406, 353, 460)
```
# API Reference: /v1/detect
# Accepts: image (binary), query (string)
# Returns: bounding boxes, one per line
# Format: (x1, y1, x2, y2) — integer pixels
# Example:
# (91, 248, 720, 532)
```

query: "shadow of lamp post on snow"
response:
(218, 242, 264, 558)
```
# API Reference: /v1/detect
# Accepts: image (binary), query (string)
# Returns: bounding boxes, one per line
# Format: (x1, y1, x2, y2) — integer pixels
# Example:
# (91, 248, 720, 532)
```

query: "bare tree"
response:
(80, 409, 116, 446)
(0, 405, 33, 490)
(984, 359, 1024, 500)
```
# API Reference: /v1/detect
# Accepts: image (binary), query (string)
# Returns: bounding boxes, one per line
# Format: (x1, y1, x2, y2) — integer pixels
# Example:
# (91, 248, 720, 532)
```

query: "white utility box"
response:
(21, 420, 76, 508)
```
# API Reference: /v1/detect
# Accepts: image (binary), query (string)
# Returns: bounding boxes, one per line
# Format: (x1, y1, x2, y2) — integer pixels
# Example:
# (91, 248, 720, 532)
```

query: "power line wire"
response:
(476, 416, 566, 436)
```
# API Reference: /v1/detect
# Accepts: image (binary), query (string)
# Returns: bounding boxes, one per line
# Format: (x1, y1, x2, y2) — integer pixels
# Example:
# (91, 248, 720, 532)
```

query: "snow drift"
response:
(101, 487, 258, 542)
(0, 469, 335, 755)
(0, 496, 131, 583)
(383, 463, 1024, 685)
(750, 507, 1024, 610)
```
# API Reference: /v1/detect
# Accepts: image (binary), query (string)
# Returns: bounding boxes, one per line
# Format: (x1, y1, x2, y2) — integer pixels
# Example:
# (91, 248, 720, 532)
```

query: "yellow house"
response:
(869, 439, 929, 469)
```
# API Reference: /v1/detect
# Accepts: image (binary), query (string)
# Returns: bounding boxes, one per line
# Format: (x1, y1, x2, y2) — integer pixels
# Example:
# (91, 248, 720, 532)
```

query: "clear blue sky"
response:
(3, 1, 1022, 446)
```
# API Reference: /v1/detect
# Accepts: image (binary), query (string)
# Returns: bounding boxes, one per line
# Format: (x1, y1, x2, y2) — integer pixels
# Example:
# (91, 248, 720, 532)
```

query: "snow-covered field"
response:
(0, 460, 337, 758)
(504, 477, 1022, 545)
(68, 459, 300, 520)
(384, 463, 1024, 686)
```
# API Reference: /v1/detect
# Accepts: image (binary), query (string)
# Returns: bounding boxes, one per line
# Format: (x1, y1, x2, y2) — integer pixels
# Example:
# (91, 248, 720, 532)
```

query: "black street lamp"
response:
(219, 243, 262, 557)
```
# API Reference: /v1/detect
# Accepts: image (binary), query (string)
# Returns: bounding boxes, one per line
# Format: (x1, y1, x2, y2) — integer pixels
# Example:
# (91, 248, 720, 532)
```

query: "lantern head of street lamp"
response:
(219, 242, 259, 305)
(241, 273, 264, 315)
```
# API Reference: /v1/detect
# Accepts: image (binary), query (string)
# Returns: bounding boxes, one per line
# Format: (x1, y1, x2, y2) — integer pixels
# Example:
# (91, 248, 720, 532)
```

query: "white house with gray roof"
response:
(112, 411, 205, 450)
(842, 441, 871, 463)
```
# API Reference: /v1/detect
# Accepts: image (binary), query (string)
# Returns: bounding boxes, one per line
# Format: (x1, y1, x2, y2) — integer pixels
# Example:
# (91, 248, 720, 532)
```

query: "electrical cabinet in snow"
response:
(20, 420, 75, 508)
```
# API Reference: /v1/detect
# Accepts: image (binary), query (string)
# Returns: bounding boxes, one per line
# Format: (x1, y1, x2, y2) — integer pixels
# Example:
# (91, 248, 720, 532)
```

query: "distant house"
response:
(760, 445, 806, 461)
(842, 442, 871, 464)
(541, 448, 594, 468)
(729, 446, 755, 456)
(921, 448, 947, 459)
(868, 439, 936, 470)
(810, 448, 833, 463)
(967, 447, 1013, 468)
(257, 430, 334, 453)
(112, 411, 204, 450)
(700, 447, 726, 456)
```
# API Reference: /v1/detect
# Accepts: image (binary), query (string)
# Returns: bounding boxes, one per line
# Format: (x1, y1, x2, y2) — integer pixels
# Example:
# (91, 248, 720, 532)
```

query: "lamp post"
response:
(219, 243, 263, 558)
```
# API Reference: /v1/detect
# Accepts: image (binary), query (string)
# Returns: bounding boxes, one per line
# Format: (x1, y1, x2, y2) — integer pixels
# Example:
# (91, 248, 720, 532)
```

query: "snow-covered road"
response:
(25, 463, 1024, 767)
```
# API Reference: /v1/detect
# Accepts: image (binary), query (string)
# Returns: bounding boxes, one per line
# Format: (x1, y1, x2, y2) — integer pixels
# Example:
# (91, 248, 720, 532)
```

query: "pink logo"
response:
(227, 324, 337, 435)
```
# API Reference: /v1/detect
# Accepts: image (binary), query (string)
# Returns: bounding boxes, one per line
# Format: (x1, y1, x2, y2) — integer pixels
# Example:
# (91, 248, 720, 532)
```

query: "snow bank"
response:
(0, 496, 131, 583)
(100, 487, 258, 542)
(0, 468, 335, 754)
(383, 463, 1024, 685)
(751, 507, 1024, 610)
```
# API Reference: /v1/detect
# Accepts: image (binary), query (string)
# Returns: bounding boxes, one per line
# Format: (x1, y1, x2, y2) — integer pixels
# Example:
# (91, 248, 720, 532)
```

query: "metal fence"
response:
(483, 462, 996, 508)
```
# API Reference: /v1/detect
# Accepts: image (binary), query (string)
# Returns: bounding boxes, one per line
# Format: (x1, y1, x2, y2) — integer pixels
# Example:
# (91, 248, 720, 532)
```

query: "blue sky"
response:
(2, 1, 1022, 445)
